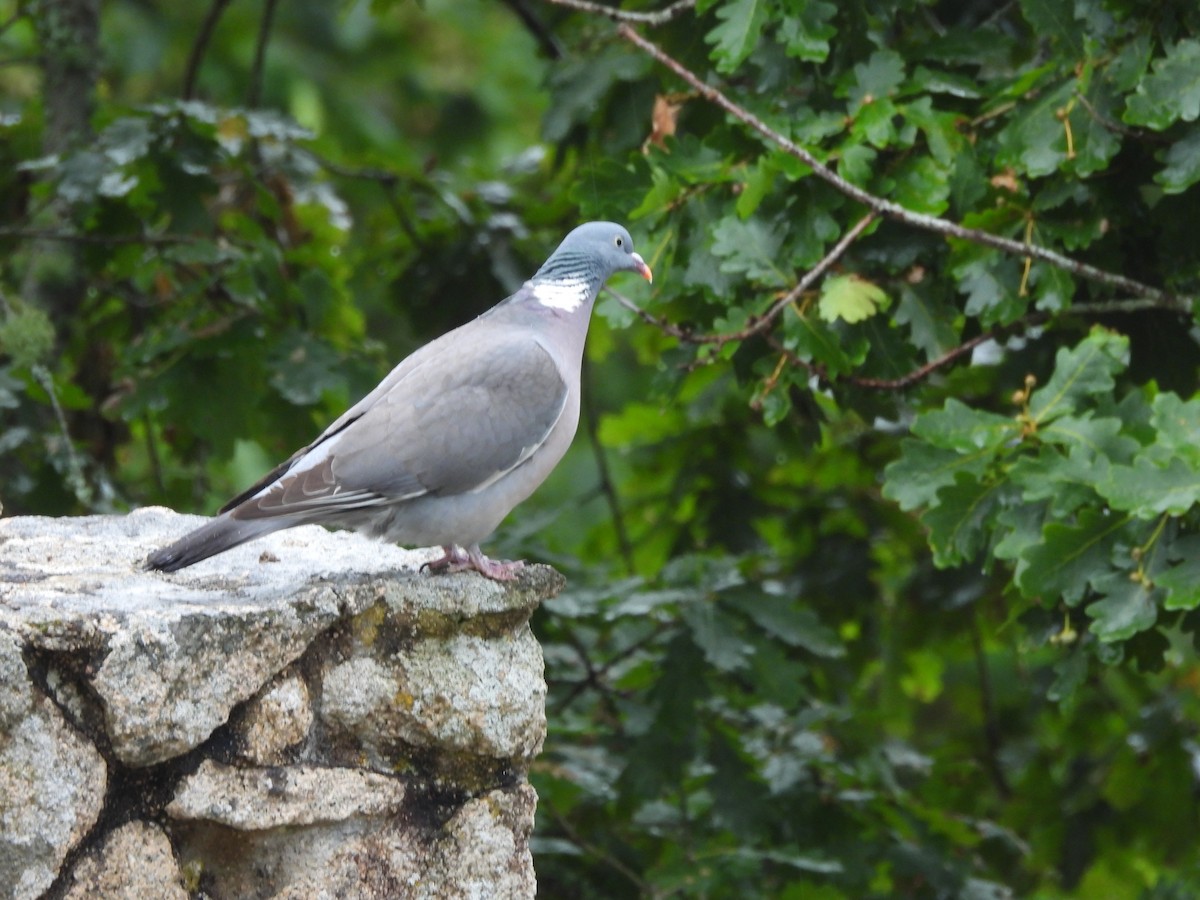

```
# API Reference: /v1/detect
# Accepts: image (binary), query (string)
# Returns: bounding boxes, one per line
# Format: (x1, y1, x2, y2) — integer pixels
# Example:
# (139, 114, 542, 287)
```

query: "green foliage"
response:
(886, 328, 1200, 647)
(1124, 38, 1200, 129)
(0, 301, 55, 369)
(817, 275, 889, 324)
(5, 0, 1200, 896)
(531, 1, 1200, 895)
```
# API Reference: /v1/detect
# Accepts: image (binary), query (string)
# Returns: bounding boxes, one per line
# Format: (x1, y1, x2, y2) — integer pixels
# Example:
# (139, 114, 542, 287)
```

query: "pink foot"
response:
(422, 544, 525, 581)
(421, 545, 470, 573)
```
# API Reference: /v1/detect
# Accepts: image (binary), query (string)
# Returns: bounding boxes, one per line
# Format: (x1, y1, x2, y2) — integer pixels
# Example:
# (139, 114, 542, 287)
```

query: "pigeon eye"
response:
(614, 236, 624, 248)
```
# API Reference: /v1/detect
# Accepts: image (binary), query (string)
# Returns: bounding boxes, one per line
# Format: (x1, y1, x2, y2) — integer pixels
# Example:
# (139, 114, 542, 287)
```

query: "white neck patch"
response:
(531, 276, 591, 312)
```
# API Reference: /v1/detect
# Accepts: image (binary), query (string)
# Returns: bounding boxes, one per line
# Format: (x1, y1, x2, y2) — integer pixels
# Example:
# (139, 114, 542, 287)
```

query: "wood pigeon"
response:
(146, 222, 653, 580)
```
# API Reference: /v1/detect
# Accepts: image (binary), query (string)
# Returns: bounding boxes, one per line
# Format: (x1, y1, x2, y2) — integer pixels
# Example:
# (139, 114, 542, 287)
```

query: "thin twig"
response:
(501, 0, 564, 58)
(551, 620, 676, 714)
(1073, 90, 1165, 142)
(0, 2, 28, 39)
(582, 355, 636, 574)
(552, 625, 603, 710)
(0, 227, 218, 246)
(32, 363, 93, 508)
(971, 612, 1012, 799)
(603, 285, 692, 340)
(761, 333, 819, 381)
(820, 293, 1193, 390)
(603, 211, 876, 351)
(848, 331, 1007, 390)
(615, 24, 1186, 311)
(181, 0, 232, 100)
(1067, 296, 1196, 316)
(613, 276, 1194, 391)
(753, 212, 876, 338)
(246, 0, 280, 108)
(546, 0, 696, 25)
(309, 154, 400, 187)
(541, 799, 651, 893)
(309, 153, 433, 249)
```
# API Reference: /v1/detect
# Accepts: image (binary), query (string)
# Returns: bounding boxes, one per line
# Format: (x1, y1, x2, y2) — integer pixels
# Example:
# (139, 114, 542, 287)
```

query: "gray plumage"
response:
(146, 221, 652, 580)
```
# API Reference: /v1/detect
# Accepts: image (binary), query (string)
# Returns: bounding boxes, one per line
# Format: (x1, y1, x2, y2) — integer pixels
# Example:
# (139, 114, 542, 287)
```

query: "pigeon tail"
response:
(145, 514, 287, 572)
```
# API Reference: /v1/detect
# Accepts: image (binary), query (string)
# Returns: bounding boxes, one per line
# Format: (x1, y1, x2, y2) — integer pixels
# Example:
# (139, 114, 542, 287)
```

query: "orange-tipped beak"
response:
(632, 252, 653, 283)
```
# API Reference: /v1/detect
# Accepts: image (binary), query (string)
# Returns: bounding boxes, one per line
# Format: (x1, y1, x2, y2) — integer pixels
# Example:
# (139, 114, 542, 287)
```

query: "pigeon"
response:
(146, 221, 653, 580)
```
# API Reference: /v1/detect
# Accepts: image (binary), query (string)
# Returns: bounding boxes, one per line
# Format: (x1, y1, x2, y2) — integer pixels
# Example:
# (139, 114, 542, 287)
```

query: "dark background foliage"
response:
(3, 0, 1200, 896)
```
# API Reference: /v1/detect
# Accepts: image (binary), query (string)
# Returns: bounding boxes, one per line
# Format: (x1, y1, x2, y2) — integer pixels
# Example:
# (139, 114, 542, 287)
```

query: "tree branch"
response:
(846, 330, 1013, 390)
(551, 620, 676, 715)
(540, 799, 651, 894)
(181, 0, 232, 101)
(500, 0, 564, 58)
(615, 23, 1188, 312)
(246, 0, 280, 108)
(846, 296, 1199, 390)
(308, 153, 432, 250)
(0, 3, 29, 40)
(582, 356, 636, 574)
(32, 363, 93, 509)
(604, 211, 877, 352)
(545, 0, 696, 25)
(0, 227, 223, 246)
(971, 612, 1012, 799)
(614, 268, 1187, 392)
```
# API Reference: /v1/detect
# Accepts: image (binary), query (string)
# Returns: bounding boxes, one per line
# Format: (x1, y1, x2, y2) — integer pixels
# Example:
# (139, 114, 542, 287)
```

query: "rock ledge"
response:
(0, 510, 559, 899)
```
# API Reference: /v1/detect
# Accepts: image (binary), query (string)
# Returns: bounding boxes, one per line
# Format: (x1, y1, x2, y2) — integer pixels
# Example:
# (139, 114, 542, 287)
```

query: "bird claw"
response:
(421, 545, 470, 573)
(421, 545, 524, 582)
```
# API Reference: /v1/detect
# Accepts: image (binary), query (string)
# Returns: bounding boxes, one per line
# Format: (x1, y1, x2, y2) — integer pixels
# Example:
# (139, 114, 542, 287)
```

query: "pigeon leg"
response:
(421, 545, 471, 573)
(465, 544, 524, 581)
(422, 544, 523, 580)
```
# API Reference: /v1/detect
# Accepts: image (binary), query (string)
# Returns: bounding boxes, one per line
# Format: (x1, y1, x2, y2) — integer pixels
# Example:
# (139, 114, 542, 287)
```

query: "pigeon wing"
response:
(232, 330, 568, 519)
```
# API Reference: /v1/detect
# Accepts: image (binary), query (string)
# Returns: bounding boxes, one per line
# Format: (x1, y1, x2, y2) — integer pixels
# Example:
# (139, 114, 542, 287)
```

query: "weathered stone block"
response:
(63, 821, 187, 900)
(0, 510, 560, 898)
(0, 632, 107, 900)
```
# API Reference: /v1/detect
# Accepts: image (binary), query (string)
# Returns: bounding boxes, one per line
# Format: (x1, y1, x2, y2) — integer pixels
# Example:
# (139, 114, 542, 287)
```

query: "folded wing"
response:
(229, 332, 568, 521)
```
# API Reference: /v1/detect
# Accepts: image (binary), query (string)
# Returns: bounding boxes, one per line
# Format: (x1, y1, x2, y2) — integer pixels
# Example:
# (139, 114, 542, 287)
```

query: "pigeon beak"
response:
(631, 252, 653, 283)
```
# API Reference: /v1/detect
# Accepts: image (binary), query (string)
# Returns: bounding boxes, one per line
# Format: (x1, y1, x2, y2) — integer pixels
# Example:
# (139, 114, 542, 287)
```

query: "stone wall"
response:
(0, 509, 559, 899)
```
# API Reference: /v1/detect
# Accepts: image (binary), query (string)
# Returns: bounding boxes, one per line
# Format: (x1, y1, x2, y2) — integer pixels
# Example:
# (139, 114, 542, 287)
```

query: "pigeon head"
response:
(545, 221, 653, 283)
(527, 222, 652, 312)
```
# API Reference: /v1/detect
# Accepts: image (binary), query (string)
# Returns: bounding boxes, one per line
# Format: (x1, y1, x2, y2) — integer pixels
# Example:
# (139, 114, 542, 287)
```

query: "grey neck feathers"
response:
(532, 250, 602, 288)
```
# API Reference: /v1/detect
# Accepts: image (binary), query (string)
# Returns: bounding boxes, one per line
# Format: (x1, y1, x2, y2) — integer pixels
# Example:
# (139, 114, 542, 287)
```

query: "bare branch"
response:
(835, 294, 1198, 390)
(754, 212, 877, 335)
(32, 363, 93, 509)
(582, 356, 636, 574)
(604, 285, 694, 340)
(309, 155, 400, 188)
(604, 211, 877, 349)
(614, 257, 1190, 392)
(308, 153, 432, 249)
(551, 620, 676, 714)
(182, 0, 232, 101)
(971, 612, 1013, 799)
(500, 0, 564, 58)
(1073, 90, 1166, 143)
(615, 24, 1188, 312)
(247, 0, 281, 108)
(789, 293, 1189, 391)
(0, 3, 29, 39)
(847, 331, 1005, 391)
(545, 0, 696, 25)
(540, 799, 651, 893)
(0, 227, 221, 246)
